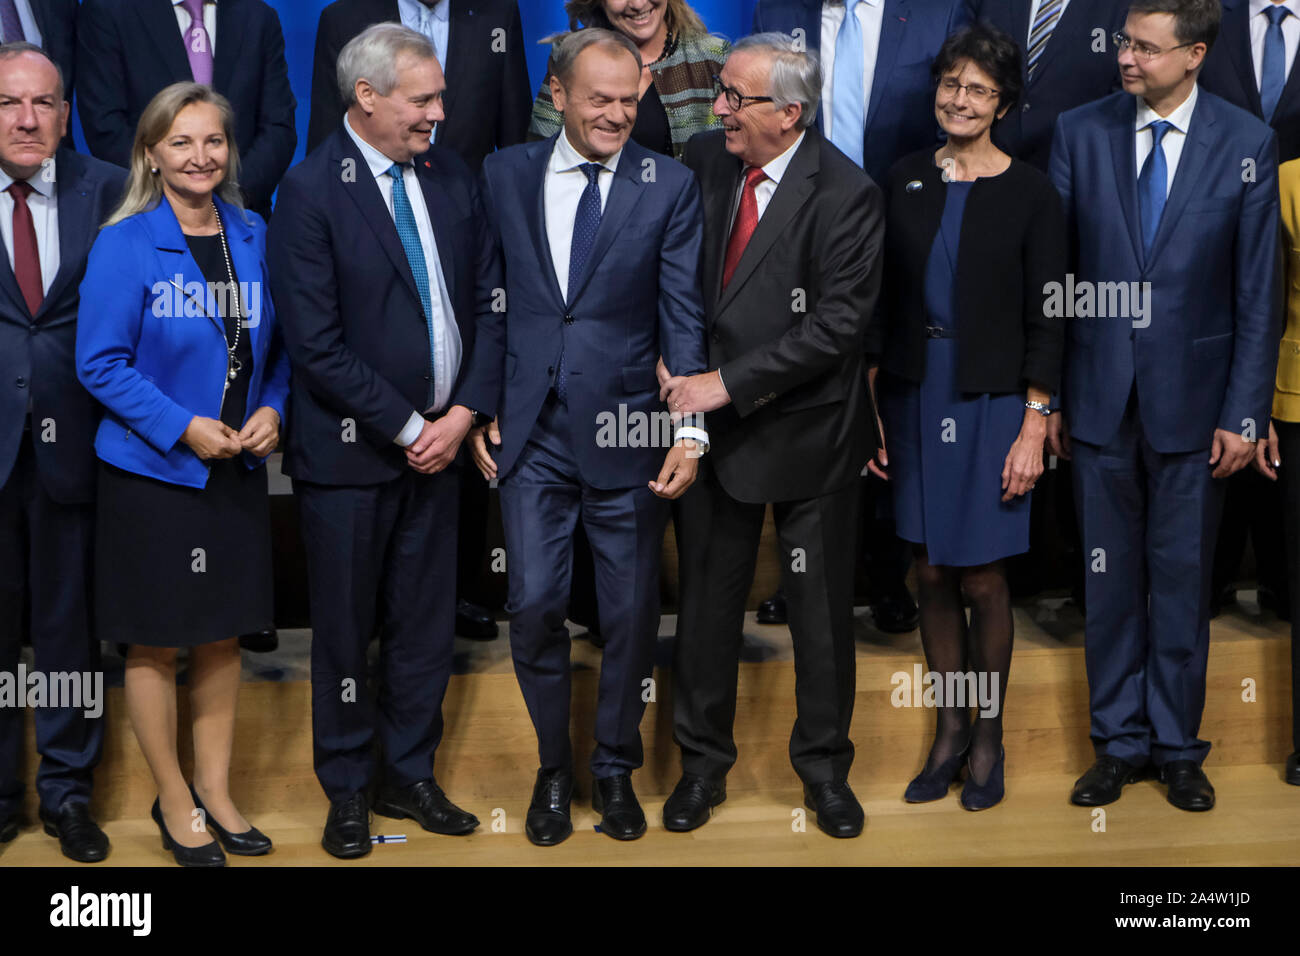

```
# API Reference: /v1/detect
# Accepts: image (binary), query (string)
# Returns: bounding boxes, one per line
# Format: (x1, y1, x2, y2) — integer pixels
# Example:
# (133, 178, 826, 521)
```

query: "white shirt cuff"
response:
(673, 424, 709, 452)
(394, 410, 425, 447)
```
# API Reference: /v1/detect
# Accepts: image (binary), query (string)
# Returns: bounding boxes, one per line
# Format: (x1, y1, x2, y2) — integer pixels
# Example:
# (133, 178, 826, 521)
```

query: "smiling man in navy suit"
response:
(268, 23, 499, 859)
(1047, 0, 1281, 812)
(0, 43, 125, 862)
(460, 28, 708, 847)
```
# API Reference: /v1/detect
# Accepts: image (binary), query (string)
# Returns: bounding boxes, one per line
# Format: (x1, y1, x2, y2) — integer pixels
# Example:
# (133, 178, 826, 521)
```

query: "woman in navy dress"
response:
(868, 25, 1066, 810)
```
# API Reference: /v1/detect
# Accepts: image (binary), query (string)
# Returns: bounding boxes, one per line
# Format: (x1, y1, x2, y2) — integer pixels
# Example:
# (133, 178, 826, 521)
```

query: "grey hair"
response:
(731, 32, 821, 128)
(549, 27, 642, 87)
(0, 41, 64, 102)
(337, 22, 439, 108)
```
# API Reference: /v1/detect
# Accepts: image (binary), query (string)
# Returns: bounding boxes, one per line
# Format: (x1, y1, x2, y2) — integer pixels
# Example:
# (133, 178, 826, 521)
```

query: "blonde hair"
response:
(104, 82, 244, 228)
(560, 0, 708, 39)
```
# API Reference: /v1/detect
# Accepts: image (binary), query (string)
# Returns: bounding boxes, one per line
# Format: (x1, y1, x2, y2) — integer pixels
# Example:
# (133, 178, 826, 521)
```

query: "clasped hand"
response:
(181, 407, 280, 460)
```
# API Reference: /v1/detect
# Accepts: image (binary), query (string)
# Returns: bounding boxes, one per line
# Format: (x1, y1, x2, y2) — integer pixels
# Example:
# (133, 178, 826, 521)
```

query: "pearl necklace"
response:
(211, 200, 243, 385)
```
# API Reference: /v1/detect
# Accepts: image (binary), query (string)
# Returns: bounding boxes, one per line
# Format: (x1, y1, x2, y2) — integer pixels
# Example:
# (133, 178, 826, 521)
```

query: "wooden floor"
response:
(4, 594, 1299, 866)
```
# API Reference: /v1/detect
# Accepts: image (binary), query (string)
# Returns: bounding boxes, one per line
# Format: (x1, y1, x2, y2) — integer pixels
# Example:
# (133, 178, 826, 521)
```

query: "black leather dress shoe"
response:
(190, 785, 271, 855)
(1070, 755, 1146, 806)
(373, 778, 479, 834)
(322, 793, 371, 859)
(39, 801, 109, 863)
(525, 768, 573, 846)
(756, 590, 787, 625)
(1287, 751, 1300, 786)
(804, 781, 864, 837)
(455, 599, 499, 639)
(238, 629, 278, 653)
(662, 774, 726, 832)
(870, 589, 920, 633)
(1161, 760, 1215, 811)
(593, 774, 647, 840)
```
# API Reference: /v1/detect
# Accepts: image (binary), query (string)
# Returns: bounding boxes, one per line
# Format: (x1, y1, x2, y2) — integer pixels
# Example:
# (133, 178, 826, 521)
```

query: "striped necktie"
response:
(1027, 0, 1066, 82)
(388, 164, 436, 407)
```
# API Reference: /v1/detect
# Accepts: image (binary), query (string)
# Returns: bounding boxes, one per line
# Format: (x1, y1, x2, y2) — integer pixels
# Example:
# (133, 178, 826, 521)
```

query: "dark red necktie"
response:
(8, 181, 41, 316)
(722, 167, 767, 289)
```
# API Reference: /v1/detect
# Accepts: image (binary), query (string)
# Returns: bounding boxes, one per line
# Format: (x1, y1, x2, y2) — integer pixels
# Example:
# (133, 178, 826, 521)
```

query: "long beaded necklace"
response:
(210, 199, 243, 388)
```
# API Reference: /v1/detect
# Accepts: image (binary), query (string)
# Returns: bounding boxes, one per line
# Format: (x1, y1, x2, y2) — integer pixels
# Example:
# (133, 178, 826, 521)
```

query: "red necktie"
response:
(722, 167, 767, 289)
(8, 181, 41, 316)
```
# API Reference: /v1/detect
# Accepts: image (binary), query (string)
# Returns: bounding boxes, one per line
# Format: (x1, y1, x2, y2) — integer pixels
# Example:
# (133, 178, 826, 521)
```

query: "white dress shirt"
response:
(173, 0, 217, 51)
(544, 128, 619, 302)
(819, 0, 885, 140)
(1134, 83, 1198, 194)
(1, 0, 42, 45)
(0, 158, 60, 296)
(343, 114, 463, 446)
(731, 130, 807, 227)
(398, 0, 450, 144)
(1251, 0, 1300, 88)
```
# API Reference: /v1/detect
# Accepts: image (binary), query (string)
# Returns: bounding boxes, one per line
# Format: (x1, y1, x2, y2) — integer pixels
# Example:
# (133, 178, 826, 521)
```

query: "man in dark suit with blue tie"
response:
(749, 0, 972, 636)
(75, 0, 296, 221)
(460, 28, 708, 847)
(1047, 0, 1281, 811)
(267, 23, 498, 859)
(0, 43, 125, 861)
(977, 0, 1132, 170)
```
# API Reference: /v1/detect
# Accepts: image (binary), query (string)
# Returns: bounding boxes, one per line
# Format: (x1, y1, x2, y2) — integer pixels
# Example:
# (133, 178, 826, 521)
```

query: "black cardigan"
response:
(865, 148, 1066, 395)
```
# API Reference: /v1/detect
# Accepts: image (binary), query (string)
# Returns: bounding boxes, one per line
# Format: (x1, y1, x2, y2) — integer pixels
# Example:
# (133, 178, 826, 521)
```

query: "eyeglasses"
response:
(936, 76, 1000, 104)
(1112, 32, 1197, 61)
(712, 74, 774, 112)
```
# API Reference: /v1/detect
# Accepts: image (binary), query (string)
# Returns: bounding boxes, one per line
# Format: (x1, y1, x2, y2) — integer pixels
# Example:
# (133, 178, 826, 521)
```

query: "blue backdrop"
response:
(262, 0, 757, 166)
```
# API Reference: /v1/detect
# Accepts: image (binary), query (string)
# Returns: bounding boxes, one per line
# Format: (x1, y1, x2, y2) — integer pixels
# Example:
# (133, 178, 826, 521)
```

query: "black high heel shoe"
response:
(190, 785, 272, 856)
(959, 748, 1006, 811)
(904, 736, 971, 803)
(151, 798, 225, 867)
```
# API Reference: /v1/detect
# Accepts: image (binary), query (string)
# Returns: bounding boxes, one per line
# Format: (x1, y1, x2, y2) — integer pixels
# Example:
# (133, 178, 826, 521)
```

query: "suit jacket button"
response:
(15, 377, 26, 388)
(28, 323, 37, 334)
(563, 314, 575, 325)
(1022, 102, 1031, 112)
(711, 333, 720, 343)
(548, 366, 554, 375)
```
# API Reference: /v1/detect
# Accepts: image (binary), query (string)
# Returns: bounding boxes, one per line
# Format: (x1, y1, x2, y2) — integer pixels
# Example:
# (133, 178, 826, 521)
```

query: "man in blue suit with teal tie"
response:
(1047, 0, 1281, 812)
(460, 28, 708, 848)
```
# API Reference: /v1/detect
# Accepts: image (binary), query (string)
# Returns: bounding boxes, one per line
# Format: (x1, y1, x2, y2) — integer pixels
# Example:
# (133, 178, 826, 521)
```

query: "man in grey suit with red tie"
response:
(0, 42, 125, 862)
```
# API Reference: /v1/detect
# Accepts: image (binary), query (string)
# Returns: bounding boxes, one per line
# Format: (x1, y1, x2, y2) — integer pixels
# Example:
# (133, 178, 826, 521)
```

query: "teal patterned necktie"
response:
(388, 163, 435, 407)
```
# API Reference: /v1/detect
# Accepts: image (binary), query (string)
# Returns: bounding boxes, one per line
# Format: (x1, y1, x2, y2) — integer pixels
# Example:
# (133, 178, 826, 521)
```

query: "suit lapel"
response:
(705, 147, 742, 312)
(333, 130, 424, 312)
(0, 229, 25, 320)
(718, 131, 818, 314)
(212, 0, 244, 95)
(219, 198, 265, 354)
(866, 0, 909, 127)
(524, 138, 565, 309)
(1146, 95, 1217, 267)
(1220, 0, 1263, 115)
(566, 144, 646, 306)
(39, 152, 94, 319)
(145, 201, 224, 339)
(136, 0, 194, 83)
(1107, 97, 1144, 270)
(1028, 0, 1087, 87)
(416, 160, 456, 306)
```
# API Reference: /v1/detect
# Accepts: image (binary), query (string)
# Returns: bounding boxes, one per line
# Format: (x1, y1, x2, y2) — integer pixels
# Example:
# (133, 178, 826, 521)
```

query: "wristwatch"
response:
(1025, 401, 1052, 417)
(466, 407, 490, 428)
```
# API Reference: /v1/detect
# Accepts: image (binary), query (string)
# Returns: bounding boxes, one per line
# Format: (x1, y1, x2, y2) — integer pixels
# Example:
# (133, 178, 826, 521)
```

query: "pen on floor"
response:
(371, 834, 407, 844)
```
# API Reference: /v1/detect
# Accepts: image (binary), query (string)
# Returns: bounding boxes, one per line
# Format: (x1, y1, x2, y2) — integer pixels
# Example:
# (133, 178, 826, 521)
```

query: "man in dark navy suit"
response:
(0, 42, 125, 862)
(977, 0, 1132, 169)
(267, 23, 498, 859)
(460, 28, 708, 847)
(749, 0, 973, 635)
(1048, 0, 1281, 812)
(1201, 0, 1300, 624)
(75, 0, 296, 221)
(307, 0, 533, 643)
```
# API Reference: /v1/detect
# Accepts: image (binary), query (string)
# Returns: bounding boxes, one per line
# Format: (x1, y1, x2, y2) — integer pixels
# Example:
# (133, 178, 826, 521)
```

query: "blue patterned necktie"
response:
(1027, 0, 1065, 82)
(0, 0, 25, 43)
(1261, 5, 1291, 122)
(556, 162, 603, 403)
(388, 163, 436, 407)
(1138, 120, 1173, 257)
(830, 0, 865, 167)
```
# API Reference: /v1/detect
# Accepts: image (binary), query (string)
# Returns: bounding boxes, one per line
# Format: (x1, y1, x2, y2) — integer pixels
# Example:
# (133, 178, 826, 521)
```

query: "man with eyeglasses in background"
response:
(1047, 0, 1281, 812)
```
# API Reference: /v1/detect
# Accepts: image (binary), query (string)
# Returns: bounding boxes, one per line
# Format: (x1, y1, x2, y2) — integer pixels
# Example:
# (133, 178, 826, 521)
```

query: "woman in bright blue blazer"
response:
(76, 83, 288, 867)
